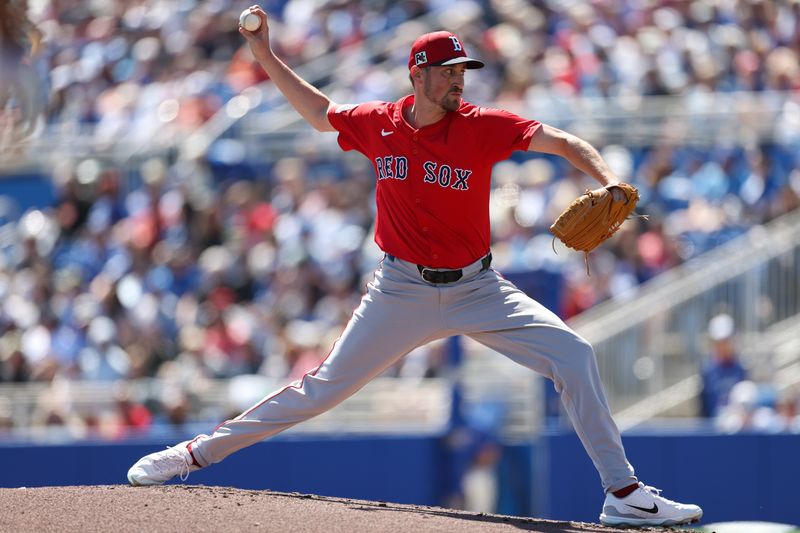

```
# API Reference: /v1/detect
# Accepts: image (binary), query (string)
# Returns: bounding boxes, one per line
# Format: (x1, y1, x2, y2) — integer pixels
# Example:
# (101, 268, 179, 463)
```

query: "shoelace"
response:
(152, 447, 191, 481)
(641, 484, 680, 505)
(641, 483, 661, 496)
(177, 452, 190, 482)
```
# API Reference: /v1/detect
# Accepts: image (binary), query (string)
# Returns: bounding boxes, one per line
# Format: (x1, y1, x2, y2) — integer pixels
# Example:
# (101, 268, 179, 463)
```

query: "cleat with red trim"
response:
(127, 440, 203, 486)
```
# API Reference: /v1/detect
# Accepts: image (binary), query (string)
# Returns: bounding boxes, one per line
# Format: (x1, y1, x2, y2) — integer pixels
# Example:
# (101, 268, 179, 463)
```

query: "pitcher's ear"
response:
(409, 65, 424, 87)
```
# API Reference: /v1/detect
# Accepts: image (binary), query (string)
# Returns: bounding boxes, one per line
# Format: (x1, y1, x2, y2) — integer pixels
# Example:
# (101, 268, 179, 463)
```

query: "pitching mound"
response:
(0, 485, 669, 532)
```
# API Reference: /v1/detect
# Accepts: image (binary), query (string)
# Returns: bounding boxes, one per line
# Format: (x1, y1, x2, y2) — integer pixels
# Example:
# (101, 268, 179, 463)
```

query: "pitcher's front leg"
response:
(191, 272, 446, 466)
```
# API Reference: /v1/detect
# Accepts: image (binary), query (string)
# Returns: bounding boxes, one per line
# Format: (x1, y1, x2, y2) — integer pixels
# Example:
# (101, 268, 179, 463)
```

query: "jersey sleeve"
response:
(476, 107, 541, 162)
(327, 102, 381, 154)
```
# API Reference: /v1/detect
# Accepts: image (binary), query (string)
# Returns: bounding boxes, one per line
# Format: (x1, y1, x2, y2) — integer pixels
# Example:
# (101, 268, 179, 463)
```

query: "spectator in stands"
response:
(773, 387, 800, 433)
(715, 379, 782, 434)
(0, 397, 13, 435)
(0, 0, 44, 148)
(700, 312, 748, 418)
(0, 333, 30, 382)
(155, 384, 193, 430)
(110, 381, 152, 439)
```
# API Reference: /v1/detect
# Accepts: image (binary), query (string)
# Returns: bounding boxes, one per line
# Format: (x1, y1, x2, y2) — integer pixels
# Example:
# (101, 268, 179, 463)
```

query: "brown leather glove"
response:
(549, 183, 640, 273)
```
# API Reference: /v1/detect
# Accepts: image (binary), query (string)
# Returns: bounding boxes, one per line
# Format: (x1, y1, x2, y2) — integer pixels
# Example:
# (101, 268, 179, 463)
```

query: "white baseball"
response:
(239, 10, 261, 31)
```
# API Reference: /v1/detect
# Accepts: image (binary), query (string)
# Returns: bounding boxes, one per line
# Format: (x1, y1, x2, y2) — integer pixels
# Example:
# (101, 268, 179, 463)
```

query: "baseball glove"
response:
(549, 183, 641, 274)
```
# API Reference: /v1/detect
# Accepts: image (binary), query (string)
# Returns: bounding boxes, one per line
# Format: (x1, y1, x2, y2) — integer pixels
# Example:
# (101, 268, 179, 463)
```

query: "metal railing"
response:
(568, 207, 800, 419)
(458, 337, 543, 441)
(239, 89, 800, 152)
(4, 86, 798, 173)
(0, 376, 452, 441)
(0, 331, 544, 442)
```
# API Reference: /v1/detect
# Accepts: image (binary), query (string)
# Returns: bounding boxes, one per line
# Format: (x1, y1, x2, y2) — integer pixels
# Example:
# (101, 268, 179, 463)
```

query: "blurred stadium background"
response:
(1, 0, 799, 528)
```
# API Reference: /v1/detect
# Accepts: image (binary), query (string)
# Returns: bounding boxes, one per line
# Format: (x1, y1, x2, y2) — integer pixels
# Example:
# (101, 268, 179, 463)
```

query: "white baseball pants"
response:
(189, 254, 637, 492)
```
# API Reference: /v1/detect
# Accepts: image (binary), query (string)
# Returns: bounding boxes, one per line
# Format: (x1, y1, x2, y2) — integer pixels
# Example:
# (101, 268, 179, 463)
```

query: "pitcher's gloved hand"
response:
(549, 182, 641, 274)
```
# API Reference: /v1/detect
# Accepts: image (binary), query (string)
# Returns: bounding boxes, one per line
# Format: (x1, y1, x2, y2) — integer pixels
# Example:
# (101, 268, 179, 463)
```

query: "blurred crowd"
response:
(700, 312, 800, 434)
(29, 0, 800, 126)
(1, 0, 800, 438)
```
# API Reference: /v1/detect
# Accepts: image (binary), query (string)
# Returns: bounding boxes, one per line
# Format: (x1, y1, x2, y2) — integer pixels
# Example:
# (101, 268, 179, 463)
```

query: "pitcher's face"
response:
(421, 64, 466, 112)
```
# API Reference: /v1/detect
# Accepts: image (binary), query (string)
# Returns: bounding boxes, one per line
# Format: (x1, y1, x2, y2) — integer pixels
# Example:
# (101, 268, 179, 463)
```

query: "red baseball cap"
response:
(408, 31, 485, 70)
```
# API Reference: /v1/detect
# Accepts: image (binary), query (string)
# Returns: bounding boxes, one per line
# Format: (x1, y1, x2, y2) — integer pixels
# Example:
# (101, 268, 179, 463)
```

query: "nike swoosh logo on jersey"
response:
(381, 129, 394, 137)
(626, 503, 659, 514)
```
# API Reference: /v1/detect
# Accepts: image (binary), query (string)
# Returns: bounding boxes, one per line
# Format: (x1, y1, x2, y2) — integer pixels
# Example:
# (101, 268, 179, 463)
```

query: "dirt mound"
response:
(0, 485, 669, 532)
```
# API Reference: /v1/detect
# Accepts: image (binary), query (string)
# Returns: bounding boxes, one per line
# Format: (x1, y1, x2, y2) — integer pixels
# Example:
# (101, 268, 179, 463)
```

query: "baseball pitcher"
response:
(128, 6, 702, 528)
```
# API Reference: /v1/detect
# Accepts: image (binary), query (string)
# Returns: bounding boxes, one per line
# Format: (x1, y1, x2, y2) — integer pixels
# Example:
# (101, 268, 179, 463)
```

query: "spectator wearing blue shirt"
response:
(700, 313, 747, 418)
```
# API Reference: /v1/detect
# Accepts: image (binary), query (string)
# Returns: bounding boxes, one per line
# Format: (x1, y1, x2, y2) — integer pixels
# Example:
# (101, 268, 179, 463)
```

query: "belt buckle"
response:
(420, 267, 438, 283)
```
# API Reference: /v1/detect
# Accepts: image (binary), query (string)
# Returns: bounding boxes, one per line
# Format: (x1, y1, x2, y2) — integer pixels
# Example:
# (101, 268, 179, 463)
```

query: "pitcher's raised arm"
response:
(238, 6, 337, 132)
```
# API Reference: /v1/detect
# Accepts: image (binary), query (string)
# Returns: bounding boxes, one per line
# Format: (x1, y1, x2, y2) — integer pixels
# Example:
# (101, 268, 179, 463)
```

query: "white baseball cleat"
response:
(599, 482, 703, 527)
(127, 440, 202, 486)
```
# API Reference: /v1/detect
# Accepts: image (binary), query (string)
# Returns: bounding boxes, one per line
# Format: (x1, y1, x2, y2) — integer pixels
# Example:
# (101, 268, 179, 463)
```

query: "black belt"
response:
(416, 253, 492, 284)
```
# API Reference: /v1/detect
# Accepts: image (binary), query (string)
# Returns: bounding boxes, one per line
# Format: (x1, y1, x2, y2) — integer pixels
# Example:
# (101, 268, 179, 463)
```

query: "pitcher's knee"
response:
(294, 376, 354, 415)
(559, 339, 599, 385)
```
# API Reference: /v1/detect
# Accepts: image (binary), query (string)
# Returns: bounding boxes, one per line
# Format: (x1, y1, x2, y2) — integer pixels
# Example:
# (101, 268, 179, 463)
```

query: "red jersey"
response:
(327, 95, 540, 268)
